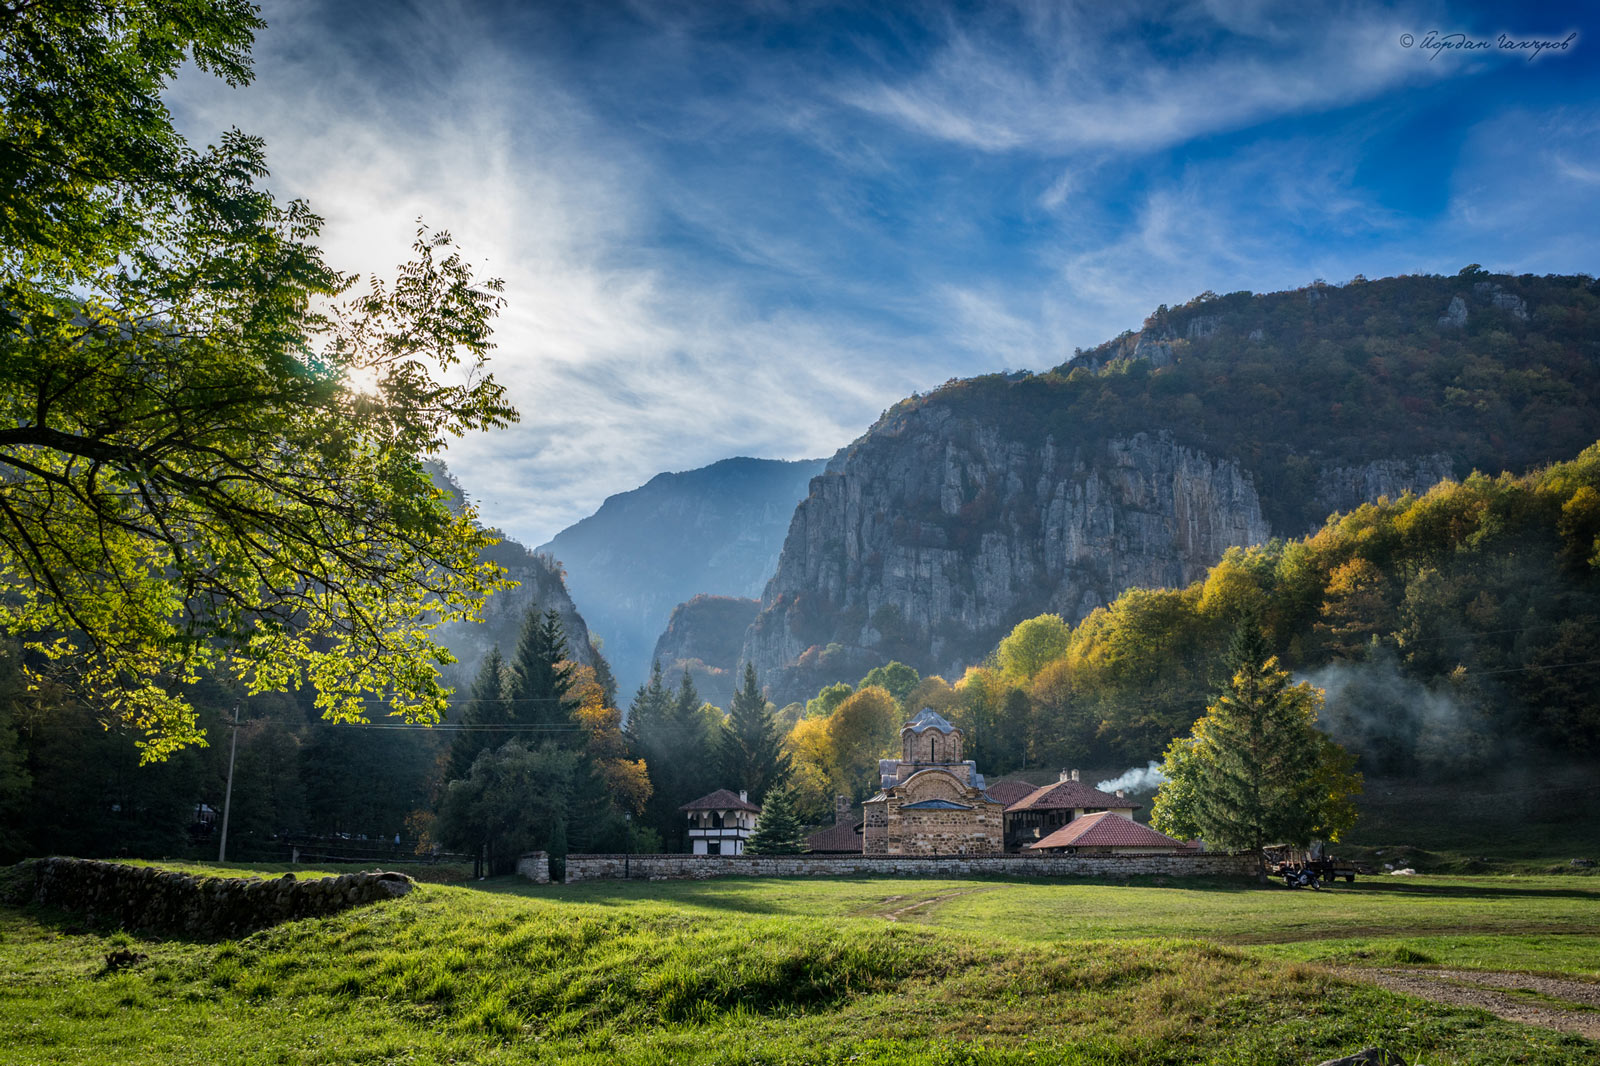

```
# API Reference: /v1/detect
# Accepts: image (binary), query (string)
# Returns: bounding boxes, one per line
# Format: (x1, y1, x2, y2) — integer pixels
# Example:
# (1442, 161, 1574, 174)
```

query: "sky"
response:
(169, 0, 1600, 547)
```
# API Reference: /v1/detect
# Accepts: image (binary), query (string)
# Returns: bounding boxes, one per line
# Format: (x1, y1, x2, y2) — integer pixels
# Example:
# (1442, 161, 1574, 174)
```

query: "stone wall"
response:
(556, 851, 1255, 883)
(5, 857, 413, 936)
(516, 851, 550, 884)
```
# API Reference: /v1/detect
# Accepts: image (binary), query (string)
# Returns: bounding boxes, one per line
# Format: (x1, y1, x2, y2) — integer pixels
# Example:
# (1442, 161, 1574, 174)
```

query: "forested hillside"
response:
(884, 443, 1600, 772)
(747, 270, 1600, 701)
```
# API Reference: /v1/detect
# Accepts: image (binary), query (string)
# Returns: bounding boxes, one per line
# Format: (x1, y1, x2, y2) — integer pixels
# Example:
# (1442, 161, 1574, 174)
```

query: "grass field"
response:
(1, 864, 1596, 1065)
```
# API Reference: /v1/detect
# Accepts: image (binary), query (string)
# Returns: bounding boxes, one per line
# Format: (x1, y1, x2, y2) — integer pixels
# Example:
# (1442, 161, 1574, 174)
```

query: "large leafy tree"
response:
(1151, 619, 1361, 870)
(0, 2, 516, 758)
(716, 663, 789, 804)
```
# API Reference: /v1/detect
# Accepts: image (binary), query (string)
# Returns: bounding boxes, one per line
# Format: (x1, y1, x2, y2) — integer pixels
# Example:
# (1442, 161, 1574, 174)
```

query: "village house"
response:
(679, 788, 760, 855)
(861, 709, 1004, 855)
(1002, 770, 1139, 851)
(1027, 810, 1192, 856)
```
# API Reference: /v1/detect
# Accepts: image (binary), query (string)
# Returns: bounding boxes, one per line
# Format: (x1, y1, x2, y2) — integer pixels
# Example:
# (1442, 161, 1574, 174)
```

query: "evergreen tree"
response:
(446, 647, 507, 781)
(1151, 617, 1362, 875)
(627, 660, 671, 749)
(745, 787, 803, 854)
(717, 664, 791, 804)
(632, 666, 717, 850)
(507, 607, 580, 744)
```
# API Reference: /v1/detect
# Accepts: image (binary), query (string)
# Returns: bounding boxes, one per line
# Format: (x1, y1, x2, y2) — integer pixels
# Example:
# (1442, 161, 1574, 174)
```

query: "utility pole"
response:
(218, 703, 241, 864)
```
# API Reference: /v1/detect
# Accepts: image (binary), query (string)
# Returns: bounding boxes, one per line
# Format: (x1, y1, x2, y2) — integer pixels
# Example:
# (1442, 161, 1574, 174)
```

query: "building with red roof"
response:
(1003, 770, 1140, 851)
(1026, 810, 1189, 855)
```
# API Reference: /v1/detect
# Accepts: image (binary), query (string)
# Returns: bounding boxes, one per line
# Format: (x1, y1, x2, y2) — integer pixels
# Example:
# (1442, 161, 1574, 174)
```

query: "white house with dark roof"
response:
(679, 788, 761, 855)
(861, 709, 1004, 855)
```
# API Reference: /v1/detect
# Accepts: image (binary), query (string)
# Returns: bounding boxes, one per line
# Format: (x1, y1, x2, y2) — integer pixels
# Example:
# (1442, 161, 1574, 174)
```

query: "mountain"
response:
(650, 595, 761, 704)
(425, 464, 596, 692)
(538, 456, 827, 698)
(743, 270, 1600, 702)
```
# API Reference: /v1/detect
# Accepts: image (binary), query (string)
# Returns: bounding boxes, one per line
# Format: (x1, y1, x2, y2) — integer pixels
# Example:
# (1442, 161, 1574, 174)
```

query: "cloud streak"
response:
(165, 0, 1600, 544)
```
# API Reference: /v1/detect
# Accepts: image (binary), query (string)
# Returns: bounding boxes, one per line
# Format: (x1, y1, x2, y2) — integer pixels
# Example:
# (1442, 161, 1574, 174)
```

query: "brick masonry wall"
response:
(4, 857, 413, 936)
(556, 851, 1256, 883)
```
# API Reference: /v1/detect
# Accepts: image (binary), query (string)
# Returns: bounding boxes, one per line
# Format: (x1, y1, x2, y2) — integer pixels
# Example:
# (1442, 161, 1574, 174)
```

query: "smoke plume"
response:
(1096, 761, 1168, 794)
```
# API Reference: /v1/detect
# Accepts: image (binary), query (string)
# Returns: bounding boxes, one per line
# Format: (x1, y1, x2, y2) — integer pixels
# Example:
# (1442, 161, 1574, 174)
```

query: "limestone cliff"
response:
(743, 423, 1275, 700)
(743, 271, 1600, 702)
(650, 595, 760, 704)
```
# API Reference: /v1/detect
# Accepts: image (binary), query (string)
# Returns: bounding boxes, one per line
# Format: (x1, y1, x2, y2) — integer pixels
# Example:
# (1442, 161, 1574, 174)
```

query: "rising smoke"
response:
(1096, 761, 1168, 794)
(1300, 649, 1496, 776)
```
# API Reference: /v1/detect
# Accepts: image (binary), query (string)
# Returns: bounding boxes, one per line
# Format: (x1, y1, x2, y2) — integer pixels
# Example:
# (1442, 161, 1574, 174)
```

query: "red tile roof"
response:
(679, 788, 761, 813)
(1005, 780, 1140, 813)
(983, 778, 1039, 807)
(1027, 811, 1184, 851)
(804, 819, 862, 853)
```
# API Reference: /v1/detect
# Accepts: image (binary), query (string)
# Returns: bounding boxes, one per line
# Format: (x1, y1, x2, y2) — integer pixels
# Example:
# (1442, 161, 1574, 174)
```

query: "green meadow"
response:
(1, 866, 1596, 1065)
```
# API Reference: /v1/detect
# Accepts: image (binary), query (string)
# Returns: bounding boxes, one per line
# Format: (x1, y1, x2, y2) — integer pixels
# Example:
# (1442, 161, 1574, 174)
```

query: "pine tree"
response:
(745, 787, 803, 854)
(445, 648, 508, 781)
(717, 664, 791, 804)
(1151, 616, 1362, 875)
(507, 606, 579, 744)
(627, 660, 670, 750)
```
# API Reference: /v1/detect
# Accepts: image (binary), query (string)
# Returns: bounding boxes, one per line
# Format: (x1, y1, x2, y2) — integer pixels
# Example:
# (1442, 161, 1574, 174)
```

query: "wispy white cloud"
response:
(164, 0, 1598, 546)
(836, 2, 1433, 155)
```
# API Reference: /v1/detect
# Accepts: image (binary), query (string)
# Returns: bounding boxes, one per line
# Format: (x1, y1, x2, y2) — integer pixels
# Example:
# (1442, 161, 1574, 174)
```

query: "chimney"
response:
(1059, 768, 1080, 783)
(834, 794, 851, 825)
(1115, 789, 1126, 800)
(739, 790, 748, 803)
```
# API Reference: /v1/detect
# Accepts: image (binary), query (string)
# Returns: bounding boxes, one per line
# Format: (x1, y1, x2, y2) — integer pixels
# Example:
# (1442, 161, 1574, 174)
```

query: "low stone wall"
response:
(6, 857, 413, 936)
(516, 851, 550, 884)
(557, 851, 1255, 883)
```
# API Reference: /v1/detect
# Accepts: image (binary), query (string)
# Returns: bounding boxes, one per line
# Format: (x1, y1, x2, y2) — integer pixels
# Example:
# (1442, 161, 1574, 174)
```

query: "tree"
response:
(1151, 619, 1361, 874)
(996, 614, 1071, 684)
(445, 647, 508, 782)
(824, 685, 900, 800)
(716, 664, 790, 804)
(505, 607, 579, 743)
(0, 2, 516, 759)
(744, 786, 803, 855)
(436, 740, 577, 875)
(858, 662, 920, 706)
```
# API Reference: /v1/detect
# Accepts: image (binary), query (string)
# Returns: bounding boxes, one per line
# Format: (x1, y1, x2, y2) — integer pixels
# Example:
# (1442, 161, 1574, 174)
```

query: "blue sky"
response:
(170, 0, 1600, 545)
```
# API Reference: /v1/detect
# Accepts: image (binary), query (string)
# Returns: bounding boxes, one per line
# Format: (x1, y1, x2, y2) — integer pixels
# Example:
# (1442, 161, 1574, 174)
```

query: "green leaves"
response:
(0, 5, 518, 758)
(1151, 619, 1362, 852)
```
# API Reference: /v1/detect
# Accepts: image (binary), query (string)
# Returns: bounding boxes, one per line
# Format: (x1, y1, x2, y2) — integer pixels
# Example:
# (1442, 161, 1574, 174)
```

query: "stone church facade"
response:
(861, 709, 1004, 855)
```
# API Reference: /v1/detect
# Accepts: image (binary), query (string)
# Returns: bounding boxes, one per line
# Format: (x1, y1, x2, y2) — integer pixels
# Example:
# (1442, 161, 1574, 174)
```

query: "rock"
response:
(1315, 1049, 1407, 1066)
(1437, 295, 1468, 328)
(743, 428, 1270, 700)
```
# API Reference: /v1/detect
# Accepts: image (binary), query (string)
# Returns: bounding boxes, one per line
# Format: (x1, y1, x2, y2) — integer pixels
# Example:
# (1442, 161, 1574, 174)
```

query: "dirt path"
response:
(1333, 967, 1600, 1040)
(878, 888, 997, 922)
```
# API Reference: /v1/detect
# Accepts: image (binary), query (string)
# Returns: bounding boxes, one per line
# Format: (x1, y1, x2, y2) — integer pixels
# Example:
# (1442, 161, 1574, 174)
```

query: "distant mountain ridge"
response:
(538, 456, 826, 697)
(742, 270, 1600, 702)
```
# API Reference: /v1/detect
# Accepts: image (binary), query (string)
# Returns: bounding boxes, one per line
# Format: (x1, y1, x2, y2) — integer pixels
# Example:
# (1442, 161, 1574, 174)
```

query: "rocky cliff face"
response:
(650, 595, 760, 703)
(744, 419, 1277, 701)
(433, 537, 595, 690)
(538, 456, 826, 697)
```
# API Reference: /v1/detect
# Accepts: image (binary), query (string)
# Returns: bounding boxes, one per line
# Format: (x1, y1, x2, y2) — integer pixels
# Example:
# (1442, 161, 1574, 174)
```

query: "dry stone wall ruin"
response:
(5, 857, 413, 936)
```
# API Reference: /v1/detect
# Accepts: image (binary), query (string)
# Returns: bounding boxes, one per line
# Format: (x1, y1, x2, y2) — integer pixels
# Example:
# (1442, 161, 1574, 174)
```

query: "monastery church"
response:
(862, 709, 1004, 854)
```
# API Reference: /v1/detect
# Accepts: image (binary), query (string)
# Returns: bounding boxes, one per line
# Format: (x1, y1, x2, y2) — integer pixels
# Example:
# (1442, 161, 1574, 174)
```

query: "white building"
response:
(679, 788, 761, 855)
